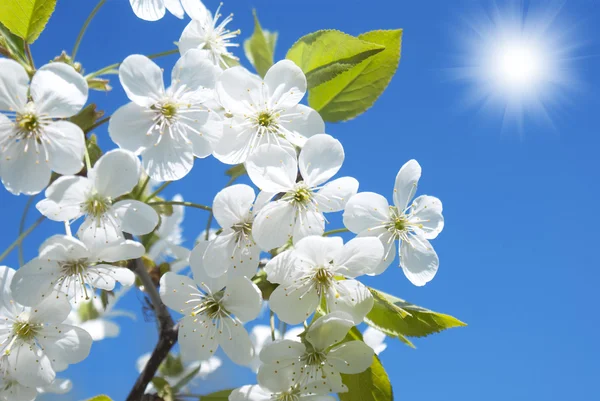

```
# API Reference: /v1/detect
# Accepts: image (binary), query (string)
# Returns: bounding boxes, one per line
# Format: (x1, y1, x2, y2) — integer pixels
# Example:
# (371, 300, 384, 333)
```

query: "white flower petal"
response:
(269, 283, 319, 325)
(343, 192, 390, 233)
(9, 345, 55, 387)
(333, 237, 384, 277)
(10, 258, 59, 306)
(246, 144, 297, 193)
(410, 195, 444, 240)
(292, 209, 325, 243)
(393, 159, 421, 211)
(400, 235, 439, 286)
(229, 238, 261, 278)
(29, 296, 72, 324)
(40, 377, 73, 394)
(215, 66, 262, 114)
(43, 121, 85, 175)
(182, 110, 222, 158)
(0, 59, 28, 110)
(306, 311, 354, 351)
(299, 134, 344, 187)
(252, 200, 296, 251)
(119, 55, 165, 106)
(94, 149, 141, 198)
(264, 60, 306, 110)
(38, 234, 89, 261)
(263, 249, 296, 285)
(213, 184, 255, 228)
(142, 135, 194, 181)
(218, 318, 253, 365)
(108, 102, 156, 154)
(314, 177, 359, 213)
(178, 315, 219, 363)
(171, 48, 219, 95)
(229, 385, 271, 401)
(180, 0, 209, 20)
(189, 241, 228, 292)
(327, 279, 374, 325)
(159, 272, 202, 313)
(92, 240, 144, 262)
(212, 122, 254, 165)
(164, 0, 184, 18)
(358, 228, 396, 275)
(77, 214, 123, 246)
(113, 199, 159, 236)
(37, 325, 92, 367)
(294, 236, 343, 267)
(79, 319, 120, 341)
(129, 0, 166, 21)
(2, 381, 38, 401)
(280, 104, 324, 147)
(259, 339, 305, 366)
(327, 340, 374, 374)
(0, 139, 51, 195)
(36, 175, 90, 221)
(203, 231, 236, 277)
(30, 63, 88, 118)
(221, 276, 262, 323)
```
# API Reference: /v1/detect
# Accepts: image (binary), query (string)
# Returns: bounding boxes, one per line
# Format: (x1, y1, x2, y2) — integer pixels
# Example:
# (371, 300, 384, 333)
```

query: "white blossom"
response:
(202, 184, 261, 278)
(343, 159, 444, 285)
(159, 242, 262, 365)
(36, 149, 159, 245)
(258, 312, 373, 395)
(0, 359, 72, 401)
(148, 194, 191, 273)
(128, 0, 204, 21)
(178, 2, 240, 69)
(10, 235, 141, 306)
(0, 266, 92, 388)
(246, 134, 358, 250)
(213, 60, 324, 164)
(0, 60, 87, 195)
(265, 236, 383, 325)
(248, 325, 304, 373)
(109, 49, 222, 181)
(363, 327, 387, 355)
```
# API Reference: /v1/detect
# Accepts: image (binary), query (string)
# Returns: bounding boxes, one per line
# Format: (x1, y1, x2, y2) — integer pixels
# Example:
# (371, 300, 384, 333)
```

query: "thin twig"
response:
(72, 0, 107, 60)
(147, 201, 212, 212)
(145, 181, 172, 202)
(17, 196, 36, 266)
(322, 227, 350, 236)
(86, 115, 110, 133)
(125, 234, 178, 401)
(0, 216, 45, 264)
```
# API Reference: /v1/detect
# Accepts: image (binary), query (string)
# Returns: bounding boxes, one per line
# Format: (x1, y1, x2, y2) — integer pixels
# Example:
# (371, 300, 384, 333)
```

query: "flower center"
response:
(257, 111, 273, 127)
(12, 321, 40, 341)
(303, 350, 328, 367)
(61, 259, 89, 277)
(192, 295, 224, 319)
(313, 266, 334, 296)
(394, 216, 407, 231)
(159, 102, 178, 120)
(292, 186, 312, 205)
(16, 112, 40, 133)
(83, 193, 112, 218)
(232, 220, 252, 237)
(275, 388, 301, 401)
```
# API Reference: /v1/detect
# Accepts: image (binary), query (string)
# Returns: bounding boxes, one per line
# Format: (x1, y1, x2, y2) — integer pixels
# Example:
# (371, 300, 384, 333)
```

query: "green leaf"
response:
(171, 365, 200, 392)
(200, 389, 235, 401)
(308, 29, 403, 122)
(85, 134, 103, 168)
(85, 396, 113, 401)
(286, 29, 385, 89)
(366, 287, 466, 345)
(225, 163, 247, 180)
(0, 21, 27, 63)
(243, 10, 277, 77)
(152, 377, 175, 401)
(70, 104, 105, 133)
(0, 0, 57, 44)
(339, 327, 393, 401)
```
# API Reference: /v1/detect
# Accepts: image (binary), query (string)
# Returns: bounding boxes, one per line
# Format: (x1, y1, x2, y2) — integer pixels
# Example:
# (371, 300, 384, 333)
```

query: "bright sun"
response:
(452, 2, 576, 130)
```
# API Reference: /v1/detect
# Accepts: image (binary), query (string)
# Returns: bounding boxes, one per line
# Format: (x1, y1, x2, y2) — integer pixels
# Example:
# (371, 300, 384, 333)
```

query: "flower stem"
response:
(147, 201, 212, 212)
(322, 228, 350, 236)
(85, 48, 179, 79)
(86, 115, 110, 133)
(84, 141, 92, 171)
(17, 196, 36, 266)
(145, 181, 172, 201)
(0, 216, 45, 264)
(136, 176, 151, 200)
(24, 42, 35, 70)
(72, 0, 107, 60)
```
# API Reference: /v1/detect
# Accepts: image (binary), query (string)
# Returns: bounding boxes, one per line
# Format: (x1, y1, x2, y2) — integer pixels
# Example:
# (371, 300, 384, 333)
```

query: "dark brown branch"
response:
(125, 235, 179, 401)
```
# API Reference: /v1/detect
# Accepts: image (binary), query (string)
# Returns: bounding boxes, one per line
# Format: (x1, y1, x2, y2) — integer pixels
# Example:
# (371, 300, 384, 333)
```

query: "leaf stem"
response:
(146, 181, 172, 202)
(147, 201, 212, 212)
(72, 0, 107, 60)
(136, 176, 151, 200)
(86, 116, 110, 133)
(85, 48, 179, 79)
(322, 227, 349, 236)
(0, 216, 45, 264)
(24, 42, 34, 70)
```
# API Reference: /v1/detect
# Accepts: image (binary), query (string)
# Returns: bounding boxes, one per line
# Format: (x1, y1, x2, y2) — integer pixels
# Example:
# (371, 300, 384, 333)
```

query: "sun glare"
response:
(451, 2, 577, 131)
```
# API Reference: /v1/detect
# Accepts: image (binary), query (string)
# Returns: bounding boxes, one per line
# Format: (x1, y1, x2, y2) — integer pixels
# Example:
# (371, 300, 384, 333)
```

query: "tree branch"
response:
(125, 235, 179, 401)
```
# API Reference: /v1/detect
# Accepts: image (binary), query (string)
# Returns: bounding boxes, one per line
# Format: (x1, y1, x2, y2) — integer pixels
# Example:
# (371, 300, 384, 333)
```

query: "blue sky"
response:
(1, 0, 599, 400)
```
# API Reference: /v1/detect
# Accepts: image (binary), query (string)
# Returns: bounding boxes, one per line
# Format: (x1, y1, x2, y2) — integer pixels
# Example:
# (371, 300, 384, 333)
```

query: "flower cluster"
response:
(0, 0, 447, 399)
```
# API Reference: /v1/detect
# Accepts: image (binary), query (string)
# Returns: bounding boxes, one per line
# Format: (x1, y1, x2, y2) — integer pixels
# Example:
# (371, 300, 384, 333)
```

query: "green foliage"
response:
(70, 104, 105, 133)
(171, 365, 201, 392)
(225, 163, 247, 180)
(85, 134, 103, 168)
(339, 327, 393, 401)
(84, 396, 113, 401)
(308, 29, 403, 122)
(152, 377, 175, 401)
(286, 29, 385, 89)
(0, 21, 27, 64)
(366, 287, 466, 346)
(0, 0, 57, 44)
(243, 10, 277, 77)
(200, 389, 235, 400)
